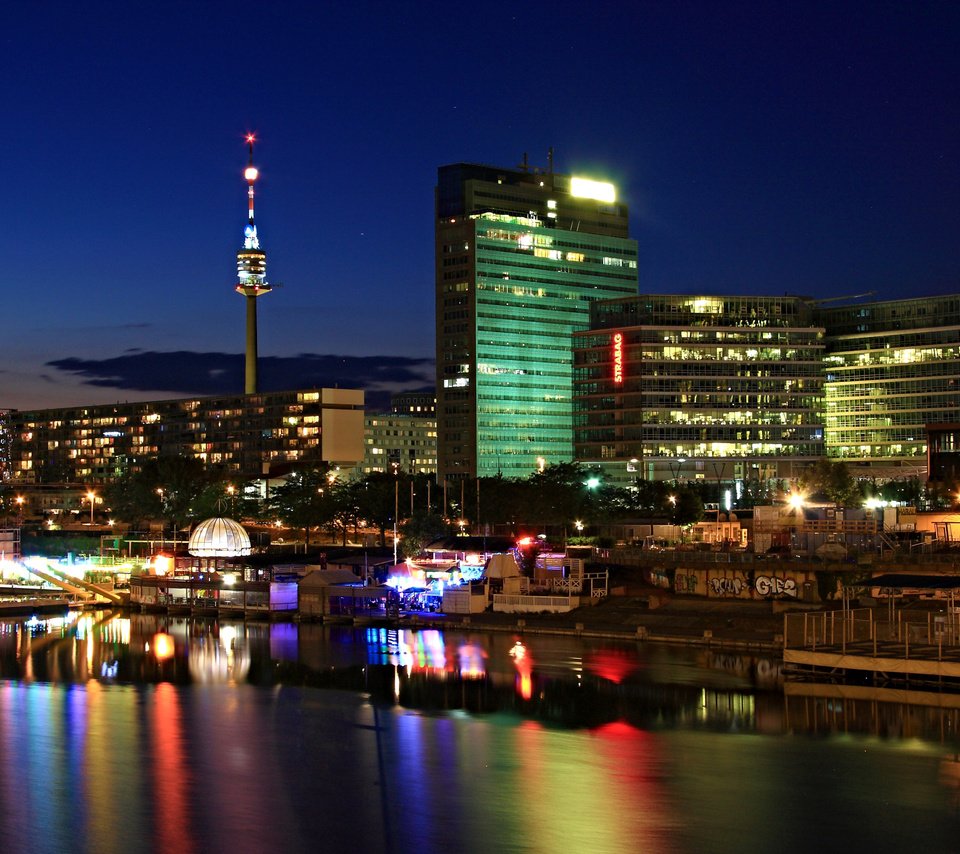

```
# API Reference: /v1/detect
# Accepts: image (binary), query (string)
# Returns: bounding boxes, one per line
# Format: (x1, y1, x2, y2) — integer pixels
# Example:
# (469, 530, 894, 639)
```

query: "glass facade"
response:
(817, 295, 960, 470)
(574, 295, 825, 485)
(436, 163, 638, 481)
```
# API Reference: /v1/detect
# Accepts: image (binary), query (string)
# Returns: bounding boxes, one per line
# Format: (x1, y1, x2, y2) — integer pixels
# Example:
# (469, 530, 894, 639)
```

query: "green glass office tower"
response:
(436, 162, 638, 481)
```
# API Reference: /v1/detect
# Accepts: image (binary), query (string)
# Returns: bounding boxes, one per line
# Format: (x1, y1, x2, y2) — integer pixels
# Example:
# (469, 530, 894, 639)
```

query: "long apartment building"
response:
(6, 388, 365, 486)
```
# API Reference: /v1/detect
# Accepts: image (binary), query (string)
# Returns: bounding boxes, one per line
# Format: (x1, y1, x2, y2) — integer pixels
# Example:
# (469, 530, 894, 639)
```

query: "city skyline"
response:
(4, 1, 958, 410)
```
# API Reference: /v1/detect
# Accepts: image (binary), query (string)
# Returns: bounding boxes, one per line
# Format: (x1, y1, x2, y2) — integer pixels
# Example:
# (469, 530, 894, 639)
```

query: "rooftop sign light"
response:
(570, 176, 616, 203)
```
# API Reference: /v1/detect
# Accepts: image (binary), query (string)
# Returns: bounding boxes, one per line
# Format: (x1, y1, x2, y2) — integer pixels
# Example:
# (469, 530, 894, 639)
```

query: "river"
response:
(0, 609, 958, 853)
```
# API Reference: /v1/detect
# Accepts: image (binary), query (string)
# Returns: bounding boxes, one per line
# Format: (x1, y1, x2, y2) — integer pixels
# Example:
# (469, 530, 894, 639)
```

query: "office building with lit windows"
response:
(573, 295, 826, 487)
(817, 294, 960, 475)
(7, 388, 364, 486)
(360, 412, 437, 476)
(435, 161, 638, 481)
(390, 391, 436, 417)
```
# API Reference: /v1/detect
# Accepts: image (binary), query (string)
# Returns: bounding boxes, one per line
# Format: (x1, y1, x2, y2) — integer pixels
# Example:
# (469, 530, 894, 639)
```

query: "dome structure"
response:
(188, 517, 251, 557)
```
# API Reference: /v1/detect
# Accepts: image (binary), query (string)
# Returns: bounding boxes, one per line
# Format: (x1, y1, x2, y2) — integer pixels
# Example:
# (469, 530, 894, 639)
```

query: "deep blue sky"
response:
(4, 1, 958, 410)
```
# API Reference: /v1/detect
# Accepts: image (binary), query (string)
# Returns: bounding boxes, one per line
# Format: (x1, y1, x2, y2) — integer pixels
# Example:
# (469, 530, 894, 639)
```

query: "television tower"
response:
(235, 134, 273, 394)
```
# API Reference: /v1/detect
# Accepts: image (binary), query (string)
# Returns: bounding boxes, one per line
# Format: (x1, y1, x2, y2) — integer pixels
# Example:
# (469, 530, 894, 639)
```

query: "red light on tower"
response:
(612, 332, 624, 384)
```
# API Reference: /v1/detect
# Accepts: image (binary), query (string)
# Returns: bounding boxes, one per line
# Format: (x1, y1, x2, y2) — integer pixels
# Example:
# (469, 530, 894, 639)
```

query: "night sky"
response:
(5, 1, 958, 411)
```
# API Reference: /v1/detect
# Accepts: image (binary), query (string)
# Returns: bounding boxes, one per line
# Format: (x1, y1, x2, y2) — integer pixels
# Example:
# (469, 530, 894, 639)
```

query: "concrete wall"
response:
(673, 566, 818, 602)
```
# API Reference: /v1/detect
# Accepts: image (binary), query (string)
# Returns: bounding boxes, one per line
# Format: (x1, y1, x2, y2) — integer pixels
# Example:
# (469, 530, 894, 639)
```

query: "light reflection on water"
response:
(0, 611, 958, 853)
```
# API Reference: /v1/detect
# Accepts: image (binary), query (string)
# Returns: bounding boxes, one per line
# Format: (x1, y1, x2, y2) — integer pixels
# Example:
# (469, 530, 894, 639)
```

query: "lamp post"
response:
(669, 458, 686, 485)
(86, 491, 96, 524)
(392, 462, 399, 565)
(711, 461, 726, 544)
(15, 496, 24, 527)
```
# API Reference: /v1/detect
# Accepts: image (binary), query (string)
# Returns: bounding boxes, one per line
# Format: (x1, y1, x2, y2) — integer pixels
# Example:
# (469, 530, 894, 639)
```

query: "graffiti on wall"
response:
(675, 573, 699, 594)
(708, 576, 746, 597)
(755, 575, 798, 598)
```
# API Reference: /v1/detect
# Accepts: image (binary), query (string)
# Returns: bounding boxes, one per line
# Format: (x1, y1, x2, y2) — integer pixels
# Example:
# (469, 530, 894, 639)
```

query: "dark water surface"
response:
(1, 610, 958, 853)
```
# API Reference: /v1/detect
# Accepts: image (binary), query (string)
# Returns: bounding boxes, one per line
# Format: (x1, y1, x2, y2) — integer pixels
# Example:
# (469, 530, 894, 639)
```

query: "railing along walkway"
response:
(784, 608, 960, 680)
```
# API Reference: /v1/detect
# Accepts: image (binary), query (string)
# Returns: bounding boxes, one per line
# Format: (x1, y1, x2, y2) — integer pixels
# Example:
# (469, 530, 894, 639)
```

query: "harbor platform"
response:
(783, 606, 960, 686)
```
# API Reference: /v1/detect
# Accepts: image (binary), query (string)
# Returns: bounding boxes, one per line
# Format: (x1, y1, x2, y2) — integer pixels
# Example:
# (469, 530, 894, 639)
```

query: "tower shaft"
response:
(245, 295, 259, 394)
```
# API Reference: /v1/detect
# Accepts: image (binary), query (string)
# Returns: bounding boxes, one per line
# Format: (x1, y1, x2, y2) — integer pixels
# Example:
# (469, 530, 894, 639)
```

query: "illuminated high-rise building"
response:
(573, 295, 825, 489)
(435, 159, 638, 481)
(817, 294, 960, 475)
(235, 134, 273, 394)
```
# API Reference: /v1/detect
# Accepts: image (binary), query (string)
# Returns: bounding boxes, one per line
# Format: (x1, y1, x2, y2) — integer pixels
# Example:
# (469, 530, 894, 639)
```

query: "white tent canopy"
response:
(485, 553, 521, 579)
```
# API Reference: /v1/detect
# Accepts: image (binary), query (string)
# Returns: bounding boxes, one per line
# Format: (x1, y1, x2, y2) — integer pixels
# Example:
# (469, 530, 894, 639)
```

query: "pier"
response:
(783, 605, 960, 686)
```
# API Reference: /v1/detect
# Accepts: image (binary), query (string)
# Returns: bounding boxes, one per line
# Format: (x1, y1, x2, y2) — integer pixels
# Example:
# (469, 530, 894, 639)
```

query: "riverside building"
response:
(7, 388, 365, 486)
(435, 159, 638, 481)
(816, 294, 960, 477)
(572, 294, 826, 488)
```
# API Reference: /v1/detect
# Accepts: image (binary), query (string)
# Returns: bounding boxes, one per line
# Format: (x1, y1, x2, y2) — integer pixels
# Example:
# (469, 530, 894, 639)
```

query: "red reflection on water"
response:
(591, 719, 645, 739)
(584, 648, 641, 685)
(509, 640, 533, 700)
(152, 683, 195, 854)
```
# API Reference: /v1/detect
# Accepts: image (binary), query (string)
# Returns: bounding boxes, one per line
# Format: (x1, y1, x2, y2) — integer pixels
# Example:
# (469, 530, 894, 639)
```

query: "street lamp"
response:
(574, 520, 584, 534)
(15, 496, 24, 526)
(86, 491, 96, 524)
(669, 458, 686, 484)
(392, 462, 399, 565)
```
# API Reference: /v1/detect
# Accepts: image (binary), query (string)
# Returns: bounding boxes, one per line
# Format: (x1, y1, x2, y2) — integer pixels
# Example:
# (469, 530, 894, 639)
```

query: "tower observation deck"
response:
(235, 134, 273, 394)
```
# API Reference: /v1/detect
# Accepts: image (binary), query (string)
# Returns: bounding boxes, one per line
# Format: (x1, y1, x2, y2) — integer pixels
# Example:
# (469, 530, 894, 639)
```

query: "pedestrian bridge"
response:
(19, 561, 124, 606)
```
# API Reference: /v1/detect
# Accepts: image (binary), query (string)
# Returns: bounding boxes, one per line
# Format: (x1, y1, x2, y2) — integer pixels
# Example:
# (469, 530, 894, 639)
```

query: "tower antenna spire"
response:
(244, 133, 258, 225)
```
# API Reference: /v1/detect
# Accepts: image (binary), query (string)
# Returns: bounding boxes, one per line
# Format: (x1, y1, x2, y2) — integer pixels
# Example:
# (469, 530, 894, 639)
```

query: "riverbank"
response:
(399, 593, 787, 652)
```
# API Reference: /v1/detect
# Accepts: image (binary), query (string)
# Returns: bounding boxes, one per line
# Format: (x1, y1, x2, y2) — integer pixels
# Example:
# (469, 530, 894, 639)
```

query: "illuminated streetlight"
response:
(574, 520, 584, 533)
(86, 491, 96, 524)
(787, 492, 806, 511)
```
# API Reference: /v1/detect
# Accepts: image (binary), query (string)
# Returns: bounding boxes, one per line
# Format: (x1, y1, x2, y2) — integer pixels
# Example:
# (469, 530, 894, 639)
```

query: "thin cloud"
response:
(45, 351, 435, 411)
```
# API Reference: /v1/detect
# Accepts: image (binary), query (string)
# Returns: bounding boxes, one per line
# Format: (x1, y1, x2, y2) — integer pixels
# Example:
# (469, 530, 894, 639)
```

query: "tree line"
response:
(1, 457, 939, 559)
